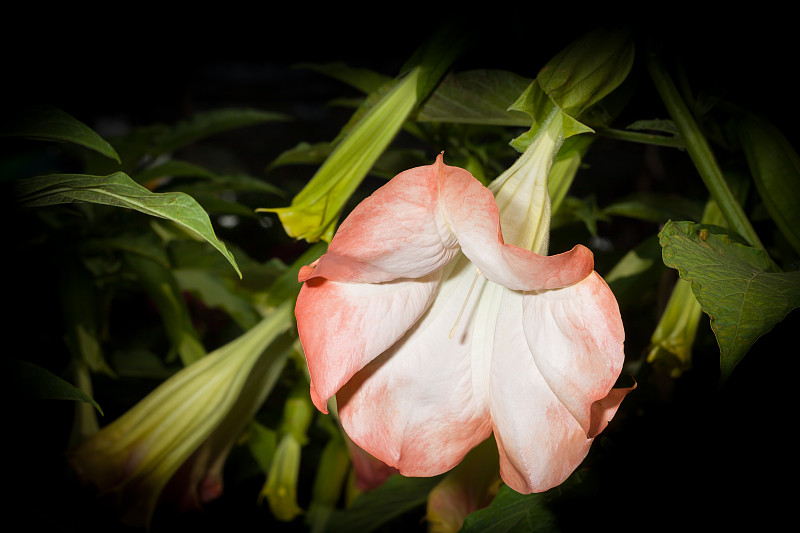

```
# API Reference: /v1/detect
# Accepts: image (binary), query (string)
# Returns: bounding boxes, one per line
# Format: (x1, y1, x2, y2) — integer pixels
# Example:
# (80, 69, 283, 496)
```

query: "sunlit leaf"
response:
(16, 172, 241, 277)
(659, 220, 800, 381)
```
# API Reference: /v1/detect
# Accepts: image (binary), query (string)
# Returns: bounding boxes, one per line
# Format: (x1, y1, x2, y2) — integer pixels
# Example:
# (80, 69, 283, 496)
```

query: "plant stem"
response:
(646, 56, 766, 251)
(595, 127, 685, 149)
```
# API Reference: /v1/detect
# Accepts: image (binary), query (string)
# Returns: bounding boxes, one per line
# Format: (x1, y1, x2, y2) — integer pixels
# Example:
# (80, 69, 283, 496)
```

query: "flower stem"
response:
(646, 56, 765, 251)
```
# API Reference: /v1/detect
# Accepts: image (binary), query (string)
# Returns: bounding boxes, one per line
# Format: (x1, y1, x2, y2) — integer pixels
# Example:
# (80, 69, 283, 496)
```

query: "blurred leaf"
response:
(459, 485, 557, 533)
(267, 141, 333, 170)
(307, 424, 350, 533)
(297, 62, 392, 94)
(605, 234, 666, 310)
(550, 195, 607, 235)
(416, 70, 533, 125)
(59, 258, 112, 376)
(124, 252, 207, 366)
(132, 159, 218, 184)
(265, 242, 328, 306)
(245, 420, 279, 474)
(325, 475, 442, 533)
(602, 193, 705, 223)
(738, 112, 800, 255)
(0, 104, 120, 162)
(8, 357, 103, 415)
(626, 118, 679, 136)
(174, 268, 261, 330)
(659, 220, 800, 381)
(16, 172, 241, 277)
(154, 108, 290, 155)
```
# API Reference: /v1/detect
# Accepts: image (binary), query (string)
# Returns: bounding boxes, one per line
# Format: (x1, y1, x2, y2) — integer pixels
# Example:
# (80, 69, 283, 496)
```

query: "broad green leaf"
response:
(659, 220, 800, 380)
(8, 358, 103, 414)
(460, 485, 557, 533)
(16, 172, 241, 277)
(0, 104, 120, 162)
(416, 70, 533, 125)
(738, 112, 800, 255)
(325, 475, 442, 533)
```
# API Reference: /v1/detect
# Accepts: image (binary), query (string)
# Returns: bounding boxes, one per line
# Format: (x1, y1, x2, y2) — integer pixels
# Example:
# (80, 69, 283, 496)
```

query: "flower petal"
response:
(522, 272, 626, 436)
(296, 271, 441, 412)
(336, 258, 493, 475)
(299, 154, 461, 284)
(435, 160, 595, 290)
(342, 431, 398, 490)
(487, 287, 595, 493)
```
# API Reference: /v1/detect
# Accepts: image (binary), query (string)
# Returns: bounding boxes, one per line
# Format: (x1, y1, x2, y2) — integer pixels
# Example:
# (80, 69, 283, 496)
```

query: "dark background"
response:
(4, 11, 798, 532)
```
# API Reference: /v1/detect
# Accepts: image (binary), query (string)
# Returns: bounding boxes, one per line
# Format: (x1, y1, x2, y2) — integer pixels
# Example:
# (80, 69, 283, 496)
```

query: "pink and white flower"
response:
(295, 153, 629, 493)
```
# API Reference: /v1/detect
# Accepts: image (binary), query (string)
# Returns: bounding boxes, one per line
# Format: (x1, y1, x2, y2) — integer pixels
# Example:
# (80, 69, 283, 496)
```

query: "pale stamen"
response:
(449, 268, 482, 339)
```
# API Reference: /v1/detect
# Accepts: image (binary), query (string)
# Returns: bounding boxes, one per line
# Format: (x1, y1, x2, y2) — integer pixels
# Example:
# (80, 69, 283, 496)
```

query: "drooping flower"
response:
(68, 301, 294, 527)
(295, 151, 631, 494)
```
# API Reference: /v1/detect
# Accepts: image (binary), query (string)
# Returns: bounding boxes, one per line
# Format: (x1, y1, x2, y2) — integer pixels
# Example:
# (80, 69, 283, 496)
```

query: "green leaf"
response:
(659, 220, 800, 381)
(16, 172, 241, 277)
(536, 28, 635, 119)
(460, 485, 558, 533)
(325, 475, 441, 533)
(7, 358, 103, 415)
(0, 104, 120, 162)
(174, 268, 261, 330)
(265, 242, 328, 307)
(605, 235, 666, 310)
(738, 112, 800, 255)
(296, 62, 393, 94)
(132, 159, 218, 184)
(602, 193, 705, 223)
(124, 251, 207, 366)
(153, 108, 290, 155)
(416, 70, 533, 126)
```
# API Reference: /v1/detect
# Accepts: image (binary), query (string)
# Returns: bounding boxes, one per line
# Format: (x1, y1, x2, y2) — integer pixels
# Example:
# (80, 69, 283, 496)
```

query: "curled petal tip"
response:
(588, 381, 636, 438)
(298, 265, 314, 283)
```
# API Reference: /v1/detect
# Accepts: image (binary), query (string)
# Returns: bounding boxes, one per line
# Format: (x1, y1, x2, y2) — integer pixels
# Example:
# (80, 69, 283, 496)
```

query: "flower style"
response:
(295, 153, 630, 493)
